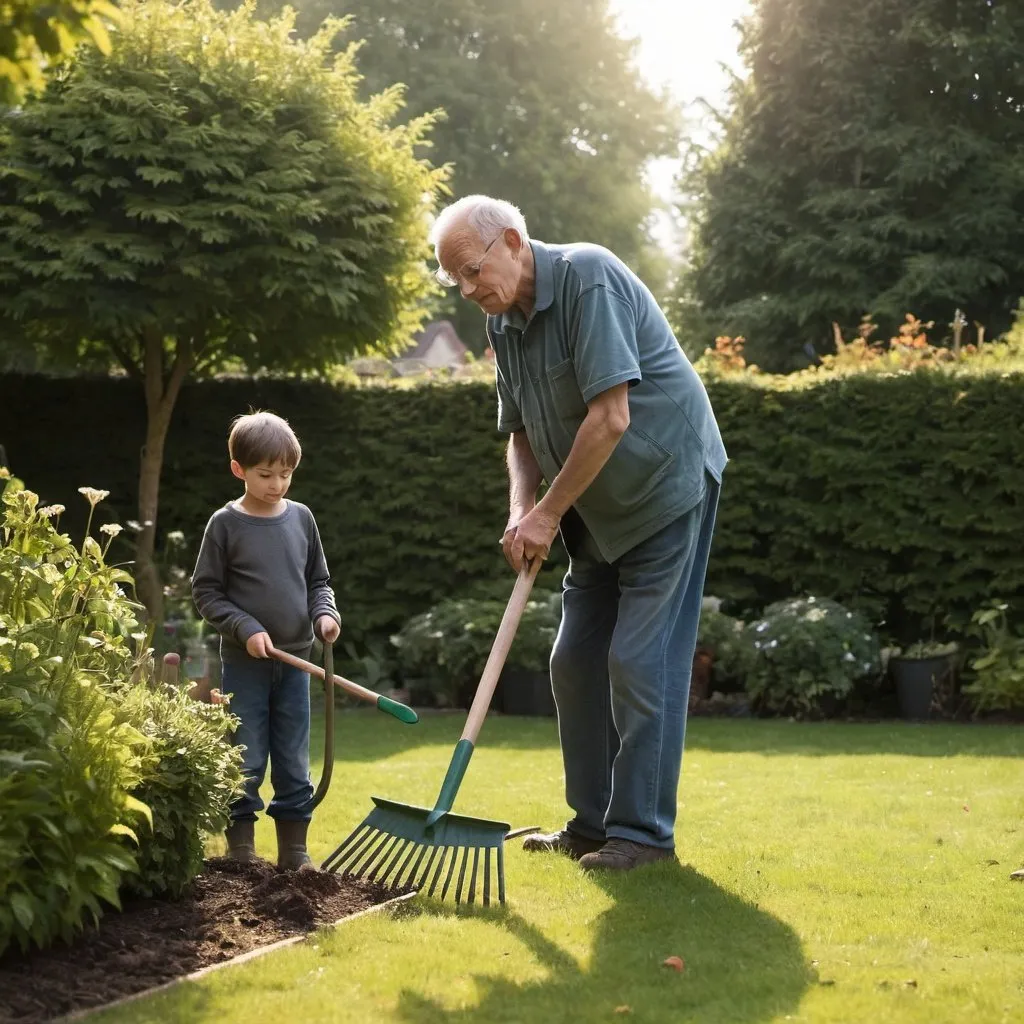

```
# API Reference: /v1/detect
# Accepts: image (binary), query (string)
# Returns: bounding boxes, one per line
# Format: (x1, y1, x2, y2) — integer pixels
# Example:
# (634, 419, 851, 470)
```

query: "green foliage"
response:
(676, 0, 1024, 370)
(0, 0, 118, 105)
(0, 472, 150, 955)
(962, 601, 1024, 713)
(391, 591, 561, 705)
(247, 0, 680, 345)
(2, 360, 1024, 656)
(697, 604, 745, 687)
(117, 683, 243, 899)
(739, 596, 882, 715)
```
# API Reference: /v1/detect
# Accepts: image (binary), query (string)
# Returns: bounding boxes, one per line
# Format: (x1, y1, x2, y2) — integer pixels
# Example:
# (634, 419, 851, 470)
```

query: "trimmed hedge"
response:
(1, 369, 1022, 642)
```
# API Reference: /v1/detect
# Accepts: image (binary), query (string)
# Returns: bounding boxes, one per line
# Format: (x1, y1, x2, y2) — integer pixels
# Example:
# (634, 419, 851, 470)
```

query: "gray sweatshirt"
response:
(191, 500, 340, 664)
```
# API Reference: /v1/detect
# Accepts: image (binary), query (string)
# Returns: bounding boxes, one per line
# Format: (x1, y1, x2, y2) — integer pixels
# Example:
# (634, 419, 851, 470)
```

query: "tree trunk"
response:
(134, 330, 193, 623)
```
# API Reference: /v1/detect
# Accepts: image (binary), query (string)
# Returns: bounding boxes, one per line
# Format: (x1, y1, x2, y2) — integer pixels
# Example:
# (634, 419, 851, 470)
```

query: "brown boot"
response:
(578, 838, 675, 873)
(224, 820, 257, 863)
(522, 829, 605, 860)
(276, 819, 315, 871)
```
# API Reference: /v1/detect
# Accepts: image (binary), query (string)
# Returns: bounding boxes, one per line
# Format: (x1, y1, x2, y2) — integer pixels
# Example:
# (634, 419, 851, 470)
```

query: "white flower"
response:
(126, 520, 143, 532)
(100, 523, 123, 538)
(38, 504, 65, 518)
(167, 530, 185, 544)
(756, 622, 769, 632)
(844, 652, 856, 662)
(78, 487, 110, 507)
(805, 608, 827, 623)
(768, 639, 779, 648)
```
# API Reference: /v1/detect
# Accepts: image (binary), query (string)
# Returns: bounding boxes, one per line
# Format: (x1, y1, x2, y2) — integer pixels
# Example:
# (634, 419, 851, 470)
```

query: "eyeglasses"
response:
(435, 233, 502, 288)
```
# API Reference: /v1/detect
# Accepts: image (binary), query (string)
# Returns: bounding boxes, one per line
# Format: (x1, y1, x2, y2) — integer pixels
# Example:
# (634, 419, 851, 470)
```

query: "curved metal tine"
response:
(438, 847, 459, 901)
(427, 846, 452, 898)
(376, 838, 413, 887)
(483, 848, 491, 906)
(497, 843, 506, 905)
(417, 845, 442, 894)
(341, 827, 386, 878)
(363, 834, 405, 883)
(322, 823, 372, 874)
(467, 847, 481, 905)
(451, 847, 470, 905)
(394, 841, 425, 891)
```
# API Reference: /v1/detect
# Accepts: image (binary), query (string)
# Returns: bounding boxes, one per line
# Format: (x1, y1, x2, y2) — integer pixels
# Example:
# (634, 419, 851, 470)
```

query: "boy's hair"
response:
(228, 411, 302, 469)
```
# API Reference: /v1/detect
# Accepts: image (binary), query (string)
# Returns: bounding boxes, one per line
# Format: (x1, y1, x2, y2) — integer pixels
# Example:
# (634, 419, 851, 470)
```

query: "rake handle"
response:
(463, 558, 543, 744)
(269, 646, 418, 724)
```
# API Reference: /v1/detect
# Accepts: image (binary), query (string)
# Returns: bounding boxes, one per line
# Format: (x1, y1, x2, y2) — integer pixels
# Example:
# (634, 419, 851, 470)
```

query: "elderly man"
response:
(430, 195, 727, 872)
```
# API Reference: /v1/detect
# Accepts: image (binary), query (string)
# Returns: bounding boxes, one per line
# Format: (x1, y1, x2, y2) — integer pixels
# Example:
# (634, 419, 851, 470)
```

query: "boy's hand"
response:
(246, 631, 273, 658)
(317, 615, 341, 644)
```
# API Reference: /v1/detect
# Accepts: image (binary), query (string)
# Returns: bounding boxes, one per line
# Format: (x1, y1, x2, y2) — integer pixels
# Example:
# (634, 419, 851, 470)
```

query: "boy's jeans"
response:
(550, 473, 720, 849)
(220, 658, 314, 823)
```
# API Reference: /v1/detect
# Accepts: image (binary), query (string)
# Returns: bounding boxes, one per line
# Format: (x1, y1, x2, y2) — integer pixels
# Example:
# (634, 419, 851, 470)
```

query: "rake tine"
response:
(377, 838, 413, 888)
(497, 842, 506, 905)
(467, 847, 480, 905)
(483, 847, 491, 907)
(428, 847, 451, 898)
(440, 847, 460, 901)
(323, 823, 372, 874)
(394, 841, 425, 891)
(343, 828, 388, 878)
(452, 847, 470, 905)
(365, 834, 404, 882)
(417, 845, 442, 893)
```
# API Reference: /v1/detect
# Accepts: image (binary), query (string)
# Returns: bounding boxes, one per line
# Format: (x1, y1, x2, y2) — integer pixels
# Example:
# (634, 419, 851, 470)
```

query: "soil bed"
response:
(0, 857, 403, 1023)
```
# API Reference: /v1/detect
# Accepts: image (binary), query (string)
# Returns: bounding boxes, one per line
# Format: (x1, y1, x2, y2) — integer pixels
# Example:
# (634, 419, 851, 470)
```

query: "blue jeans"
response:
(220, 658, 314, 823)
(550, 474, 720, 849)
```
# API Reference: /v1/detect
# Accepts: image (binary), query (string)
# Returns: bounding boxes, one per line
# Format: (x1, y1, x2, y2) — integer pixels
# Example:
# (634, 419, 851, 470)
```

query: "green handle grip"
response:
(376, 693, 419, 724)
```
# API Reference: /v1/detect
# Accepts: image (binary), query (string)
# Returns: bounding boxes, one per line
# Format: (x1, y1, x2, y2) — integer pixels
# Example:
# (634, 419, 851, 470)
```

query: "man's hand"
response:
(317, 615, 341, 644)
(502, 505, 561, 572)
(246, 631, 273, 658)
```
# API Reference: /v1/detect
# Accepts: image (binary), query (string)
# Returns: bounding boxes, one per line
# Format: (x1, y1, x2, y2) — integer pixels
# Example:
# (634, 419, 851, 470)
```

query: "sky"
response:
(606, 0, 753, 251)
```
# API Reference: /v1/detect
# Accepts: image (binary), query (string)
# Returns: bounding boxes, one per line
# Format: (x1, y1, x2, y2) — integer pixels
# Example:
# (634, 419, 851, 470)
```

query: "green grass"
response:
(93, 713, 1023, 1024)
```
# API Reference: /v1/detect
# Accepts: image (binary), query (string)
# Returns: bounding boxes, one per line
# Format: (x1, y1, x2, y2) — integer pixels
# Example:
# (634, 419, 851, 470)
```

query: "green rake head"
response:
(322, 797, 512, 906)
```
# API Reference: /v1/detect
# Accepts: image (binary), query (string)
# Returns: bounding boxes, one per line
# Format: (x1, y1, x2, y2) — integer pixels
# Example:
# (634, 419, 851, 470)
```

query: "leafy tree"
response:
(0, 0, 444, 619)
(239, 0, 680, 346)
(675, 0, 1024, 371)
(0, 0, 118, 105)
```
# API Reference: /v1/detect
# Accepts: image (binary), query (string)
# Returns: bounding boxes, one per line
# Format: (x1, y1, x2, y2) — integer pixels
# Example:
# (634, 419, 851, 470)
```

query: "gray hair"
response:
(428, 195, 530, 257)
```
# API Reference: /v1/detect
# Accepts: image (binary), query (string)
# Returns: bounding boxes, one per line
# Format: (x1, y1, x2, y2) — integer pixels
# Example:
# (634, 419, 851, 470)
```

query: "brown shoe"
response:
(275, 819, 316, 872)
(224, 820, 258, 863)
(578, 838, 674, 872)
(522, 829, 605, 860)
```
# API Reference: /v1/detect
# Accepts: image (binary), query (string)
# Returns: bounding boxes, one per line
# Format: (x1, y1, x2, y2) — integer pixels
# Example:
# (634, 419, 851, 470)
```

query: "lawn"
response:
(91, 712, 1023, 1024)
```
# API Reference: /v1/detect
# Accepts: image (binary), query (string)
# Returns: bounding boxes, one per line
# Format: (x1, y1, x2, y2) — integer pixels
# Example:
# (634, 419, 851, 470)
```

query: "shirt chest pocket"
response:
(547, 358, 588, 420)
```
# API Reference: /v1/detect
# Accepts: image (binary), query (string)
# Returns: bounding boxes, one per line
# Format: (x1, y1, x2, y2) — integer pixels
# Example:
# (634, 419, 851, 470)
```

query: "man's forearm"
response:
(537, 414, 625, 519)
(507, 430, 544, 514)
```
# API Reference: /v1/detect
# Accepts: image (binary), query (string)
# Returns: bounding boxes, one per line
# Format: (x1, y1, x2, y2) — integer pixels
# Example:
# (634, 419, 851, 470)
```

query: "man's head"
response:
(429, 196, 532, 316)
(228, 411, 301, 507)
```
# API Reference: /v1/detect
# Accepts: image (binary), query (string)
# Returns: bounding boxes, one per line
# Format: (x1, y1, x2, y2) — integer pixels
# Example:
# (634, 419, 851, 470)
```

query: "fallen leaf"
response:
(986, 859, 1000, 866)
(614, 1007, 632, 1015)
(963, 805, 970, 812)
(904, 979, 918, 988)
(819, 979, 836, 987)
(662, 956, 685, 972)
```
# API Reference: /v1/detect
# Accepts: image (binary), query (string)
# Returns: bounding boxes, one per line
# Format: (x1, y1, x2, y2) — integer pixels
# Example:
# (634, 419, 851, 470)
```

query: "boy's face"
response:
(230, 459, 295, 507)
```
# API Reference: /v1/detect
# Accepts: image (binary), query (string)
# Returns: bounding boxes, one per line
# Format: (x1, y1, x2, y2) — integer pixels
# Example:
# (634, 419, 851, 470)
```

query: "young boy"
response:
(191, 411, 341, 870)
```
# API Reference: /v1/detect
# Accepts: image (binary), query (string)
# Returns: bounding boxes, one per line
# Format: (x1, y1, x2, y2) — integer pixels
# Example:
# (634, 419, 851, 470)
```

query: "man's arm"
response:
(507, 428, 544, 519)
(503, 383, 629, 569)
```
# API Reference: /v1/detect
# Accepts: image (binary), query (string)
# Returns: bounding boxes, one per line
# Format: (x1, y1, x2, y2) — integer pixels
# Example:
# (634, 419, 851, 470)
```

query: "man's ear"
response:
(230, 459, 246, 481)
(505, 226, 525, 258)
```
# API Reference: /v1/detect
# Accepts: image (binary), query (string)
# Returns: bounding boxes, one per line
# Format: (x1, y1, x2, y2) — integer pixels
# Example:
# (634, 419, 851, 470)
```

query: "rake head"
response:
(322, 796, 511, 906)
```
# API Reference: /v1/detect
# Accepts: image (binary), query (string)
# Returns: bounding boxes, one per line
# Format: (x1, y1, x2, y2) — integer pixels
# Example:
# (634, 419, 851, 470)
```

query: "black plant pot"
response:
(500, 667, 556, 717)
(891, 655, 954, 721)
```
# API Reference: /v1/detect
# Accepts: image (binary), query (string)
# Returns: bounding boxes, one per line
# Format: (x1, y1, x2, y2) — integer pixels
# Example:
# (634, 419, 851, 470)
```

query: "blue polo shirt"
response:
(488, 240, 727, 562)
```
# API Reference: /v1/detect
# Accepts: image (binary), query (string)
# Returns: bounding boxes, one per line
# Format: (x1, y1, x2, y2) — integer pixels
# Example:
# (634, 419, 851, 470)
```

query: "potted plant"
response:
(889, 640, 958, 721)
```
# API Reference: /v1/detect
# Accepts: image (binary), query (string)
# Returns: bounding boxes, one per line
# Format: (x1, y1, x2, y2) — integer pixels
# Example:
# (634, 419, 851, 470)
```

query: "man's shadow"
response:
(394, 860, 811, 1023)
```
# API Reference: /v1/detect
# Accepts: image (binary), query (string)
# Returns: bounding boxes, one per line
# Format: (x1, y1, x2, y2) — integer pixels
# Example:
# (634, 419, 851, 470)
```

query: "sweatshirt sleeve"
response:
(191, 514, 266, 646)
(304, 509, 340, 635)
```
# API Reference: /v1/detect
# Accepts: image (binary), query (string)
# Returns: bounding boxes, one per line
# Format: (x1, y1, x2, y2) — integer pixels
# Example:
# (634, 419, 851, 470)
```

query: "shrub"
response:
(391, 591, 562, 706)
(739, 596, 882, 716)
(962, 601, 1024, 713)
(697, 603, 745, 688)
(0, 474, 151, 955)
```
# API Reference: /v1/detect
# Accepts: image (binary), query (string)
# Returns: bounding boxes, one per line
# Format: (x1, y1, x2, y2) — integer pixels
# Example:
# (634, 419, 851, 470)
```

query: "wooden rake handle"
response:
(462, 558, 543, 744)
(269, 646, 418, 724)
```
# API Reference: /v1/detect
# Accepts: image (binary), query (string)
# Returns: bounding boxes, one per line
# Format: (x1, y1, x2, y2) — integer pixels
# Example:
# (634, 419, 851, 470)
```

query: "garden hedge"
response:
(1, 368, 1021, 643)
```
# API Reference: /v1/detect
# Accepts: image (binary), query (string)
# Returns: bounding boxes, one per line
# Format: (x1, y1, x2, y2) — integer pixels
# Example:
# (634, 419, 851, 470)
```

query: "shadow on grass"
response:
(394, 862, 811, 1024)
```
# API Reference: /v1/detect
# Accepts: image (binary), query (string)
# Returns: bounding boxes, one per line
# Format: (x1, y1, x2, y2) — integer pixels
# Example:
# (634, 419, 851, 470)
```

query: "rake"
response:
(321, 559, 543, 905)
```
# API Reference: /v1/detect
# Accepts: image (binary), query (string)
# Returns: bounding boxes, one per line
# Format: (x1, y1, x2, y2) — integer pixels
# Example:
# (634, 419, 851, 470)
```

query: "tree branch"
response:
(110, 342, 142, 382)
